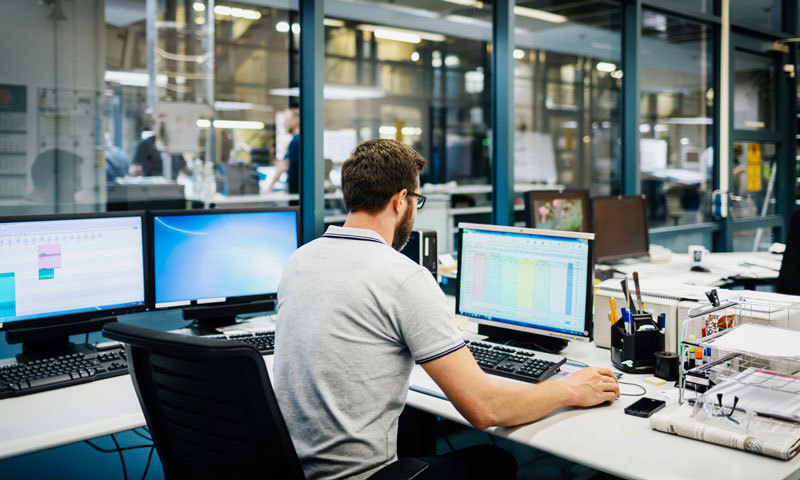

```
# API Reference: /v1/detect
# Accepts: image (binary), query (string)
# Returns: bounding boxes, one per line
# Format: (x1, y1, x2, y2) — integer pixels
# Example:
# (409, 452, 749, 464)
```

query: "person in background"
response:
(130, 114, 188, 179)
(103, 132, 129, 183)
(264, 108, 299, 193)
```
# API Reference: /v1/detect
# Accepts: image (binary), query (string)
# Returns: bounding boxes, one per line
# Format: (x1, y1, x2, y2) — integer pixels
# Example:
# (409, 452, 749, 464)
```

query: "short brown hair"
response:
(341, 139, 426, 213)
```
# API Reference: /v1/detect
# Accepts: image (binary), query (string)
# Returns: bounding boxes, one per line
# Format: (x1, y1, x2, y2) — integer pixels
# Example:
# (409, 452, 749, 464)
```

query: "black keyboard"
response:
(466, 339, 566, 383)
(207, 330, 275, 354)
(0, 345, 129, 400)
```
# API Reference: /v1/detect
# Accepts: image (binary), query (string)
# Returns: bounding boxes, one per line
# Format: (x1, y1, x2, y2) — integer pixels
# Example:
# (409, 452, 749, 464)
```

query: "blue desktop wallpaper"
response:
(154, 211, 298, 303)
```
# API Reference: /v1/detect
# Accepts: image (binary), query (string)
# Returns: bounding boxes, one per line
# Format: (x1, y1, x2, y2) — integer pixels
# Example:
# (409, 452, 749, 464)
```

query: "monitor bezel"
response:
(591, 194, 650, 263)
(523, 189, 590, 233)
(0, 211, 150, 332)
(148, 206, 301, 310)
(455, 222, 595, 343)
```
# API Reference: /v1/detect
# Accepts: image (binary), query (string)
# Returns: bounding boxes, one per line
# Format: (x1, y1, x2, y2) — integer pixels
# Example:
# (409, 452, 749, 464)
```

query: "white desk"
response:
(2, 339, 799, 479)
(612, 251, 782, 287)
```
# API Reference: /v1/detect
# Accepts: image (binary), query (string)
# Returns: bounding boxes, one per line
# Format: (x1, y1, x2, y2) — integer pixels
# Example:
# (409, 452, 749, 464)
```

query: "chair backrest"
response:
(103, 322, 305, 480)
(777, 210, 800, 296)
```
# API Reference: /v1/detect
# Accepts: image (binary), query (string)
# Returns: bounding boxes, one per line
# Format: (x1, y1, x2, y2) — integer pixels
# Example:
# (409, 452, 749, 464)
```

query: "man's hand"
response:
(561, 367, 620, 407)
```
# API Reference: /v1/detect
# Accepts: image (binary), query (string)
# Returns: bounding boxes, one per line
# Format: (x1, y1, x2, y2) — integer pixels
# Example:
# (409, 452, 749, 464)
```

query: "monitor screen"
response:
(0, 214, 146, 329)
(456, 223, 594, 341)
(523, 189, 589, 233)
(152, 208, 299, 308)
(592, 195, 649, 263)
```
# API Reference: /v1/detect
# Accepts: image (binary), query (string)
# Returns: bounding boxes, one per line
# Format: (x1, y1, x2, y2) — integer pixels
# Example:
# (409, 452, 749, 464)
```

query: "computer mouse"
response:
(690, 265, 711, 273)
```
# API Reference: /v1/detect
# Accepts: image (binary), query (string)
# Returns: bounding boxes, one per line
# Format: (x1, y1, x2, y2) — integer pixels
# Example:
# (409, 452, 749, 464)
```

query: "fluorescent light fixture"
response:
(514, 6, 567, 23)
(665, 117, 713, 125)
(639, 124, 651, 133)
(442, 0, 484, 6)
(292, 23, 300, 34)
(444, 55, 460, 67)
(276, 21, 290, 32)
(402, 127, 422, 136)
(610, 70, 623, 79)
(562, 121, 578, 129)
(105, 70, 167, 87)
(193, 2, 205, 12)
(214, 5, 261, 20)
(324, 18, 345, 27)
(444, 14, 491, 27)
(358, 24, 445, 42)
(411, 51, 420, 62)
(513, 49, 525, 60)
(596, 62, 616, 72)
(744, 120, 766, 128)
(269, 85, 386, 100)
(196, 119, 265, 130)
(213, 101, 273, 112)
(680, 137, 690, 145)
(379, 126, 397, 135)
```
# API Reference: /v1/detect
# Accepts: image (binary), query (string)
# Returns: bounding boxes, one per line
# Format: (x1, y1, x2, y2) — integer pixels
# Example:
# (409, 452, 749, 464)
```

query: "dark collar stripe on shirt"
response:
(322, 232, 385, 244)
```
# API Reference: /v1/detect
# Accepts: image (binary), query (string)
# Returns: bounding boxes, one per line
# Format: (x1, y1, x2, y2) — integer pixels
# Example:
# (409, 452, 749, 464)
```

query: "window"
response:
(640, 11, 714, 227)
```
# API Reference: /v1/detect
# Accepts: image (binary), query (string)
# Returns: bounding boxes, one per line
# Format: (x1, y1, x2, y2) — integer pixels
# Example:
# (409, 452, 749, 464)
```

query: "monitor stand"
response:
(478, 324, 568, 354)
(184, 300, 276, 335)
(5, 316, 117, 362)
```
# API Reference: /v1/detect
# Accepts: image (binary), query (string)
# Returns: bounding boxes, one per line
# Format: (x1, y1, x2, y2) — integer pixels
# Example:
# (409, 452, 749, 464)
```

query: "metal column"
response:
(621, 0, 641, 195)
(299, 0, 325, 243)
(491, 0, 515, 226)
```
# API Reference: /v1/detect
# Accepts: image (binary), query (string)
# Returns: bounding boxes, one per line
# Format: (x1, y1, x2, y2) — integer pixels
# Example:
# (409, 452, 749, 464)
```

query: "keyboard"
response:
(465, 339, 566, 383)
(206, 330, 275, 354)
(0, 344, 129, 400)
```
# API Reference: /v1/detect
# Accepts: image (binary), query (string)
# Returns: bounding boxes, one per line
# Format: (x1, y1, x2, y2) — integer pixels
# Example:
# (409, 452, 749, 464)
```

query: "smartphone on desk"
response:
(624, 398, 666, 418)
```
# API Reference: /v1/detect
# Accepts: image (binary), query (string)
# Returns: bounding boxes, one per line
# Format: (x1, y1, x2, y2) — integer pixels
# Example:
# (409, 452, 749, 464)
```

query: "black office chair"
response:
(102, 323, 428, 480)
(776, 210, 800, 295)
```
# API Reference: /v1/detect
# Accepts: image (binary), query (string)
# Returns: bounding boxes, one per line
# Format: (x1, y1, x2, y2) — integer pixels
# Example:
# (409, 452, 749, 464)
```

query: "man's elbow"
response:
(463, 406, 497, 430)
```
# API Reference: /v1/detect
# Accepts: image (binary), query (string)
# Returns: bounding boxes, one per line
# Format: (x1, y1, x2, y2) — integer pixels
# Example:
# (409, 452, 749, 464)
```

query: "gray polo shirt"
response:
(274, 225, 465, 480)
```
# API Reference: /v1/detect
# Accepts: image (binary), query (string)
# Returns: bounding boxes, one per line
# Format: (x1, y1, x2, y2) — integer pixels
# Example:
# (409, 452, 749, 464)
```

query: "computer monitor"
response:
(523, 189, 590, 233)
(591, 195, 649, 263)
(151, 207, 300, 330)
(456, 223, 595, 351)
(0, 212, 148, 355)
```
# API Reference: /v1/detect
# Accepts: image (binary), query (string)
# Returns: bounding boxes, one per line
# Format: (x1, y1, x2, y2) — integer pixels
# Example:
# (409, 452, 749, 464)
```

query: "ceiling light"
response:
(411, 51, 420, 62)
(596, 62, 616, 72)
(665, 117, 713, 125)
(610, 70, 623, 79)
(275, 21, 290, 32)
(379, 126, 397, 135)
(514, 6, 567, 23)
(269, 85, 386, 100)
(193, 2, 205, 12)
(214, 5, 261, 20)
(513, 49, 525, 60)
(105, 71, 168, 87)
(441, 0, 484, 6)
(358, 24, 445, 42)
(443, 14, 491, 27)
(291, 23, 300, 34)
(196, 119, 265, 130)
(639, 124, 651, 133)
(324, 18, 345, 27)
(444, 55, 460, 67)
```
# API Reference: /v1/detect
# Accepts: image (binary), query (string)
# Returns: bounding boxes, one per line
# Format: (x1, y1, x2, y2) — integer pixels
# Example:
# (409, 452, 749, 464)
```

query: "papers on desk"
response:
(651, 403, 800, 460)
(709, 370, 800, 421)
(708, 324, 800, 358)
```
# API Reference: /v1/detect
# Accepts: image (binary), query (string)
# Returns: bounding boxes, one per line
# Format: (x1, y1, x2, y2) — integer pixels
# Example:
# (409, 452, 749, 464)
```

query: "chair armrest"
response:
(367, 458, 429, 480)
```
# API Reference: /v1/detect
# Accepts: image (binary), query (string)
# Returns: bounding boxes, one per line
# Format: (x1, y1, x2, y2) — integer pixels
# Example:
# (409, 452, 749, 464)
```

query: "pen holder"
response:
(610, 312, 665, 374)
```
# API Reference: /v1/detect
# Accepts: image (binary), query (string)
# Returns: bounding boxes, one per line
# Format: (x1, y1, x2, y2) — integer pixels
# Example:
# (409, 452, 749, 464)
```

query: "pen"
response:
(658, 313, 666, 330)
(609, 297, 618, 325)
(621, 278, 634, 314)
(621, 307, 630, 335)
(633, 271, 644, 313)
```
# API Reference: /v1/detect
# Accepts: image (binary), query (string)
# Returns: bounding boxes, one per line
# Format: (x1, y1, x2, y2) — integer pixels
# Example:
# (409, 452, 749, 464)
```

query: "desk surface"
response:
(2, 330, 799, 479)
(611, 251, 782, 286)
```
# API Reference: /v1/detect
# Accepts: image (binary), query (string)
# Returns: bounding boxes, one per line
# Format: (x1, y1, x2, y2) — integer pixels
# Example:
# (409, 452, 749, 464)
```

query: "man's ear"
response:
(391, 189, 407, 215)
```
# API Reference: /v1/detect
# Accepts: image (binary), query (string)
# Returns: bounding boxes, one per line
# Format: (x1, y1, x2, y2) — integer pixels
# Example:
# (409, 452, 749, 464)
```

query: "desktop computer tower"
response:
(401, 230, 437, 279)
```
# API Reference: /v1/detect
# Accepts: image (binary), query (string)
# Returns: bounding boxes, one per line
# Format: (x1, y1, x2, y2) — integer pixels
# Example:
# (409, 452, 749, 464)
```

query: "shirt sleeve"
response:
(395, 269, 466, 364)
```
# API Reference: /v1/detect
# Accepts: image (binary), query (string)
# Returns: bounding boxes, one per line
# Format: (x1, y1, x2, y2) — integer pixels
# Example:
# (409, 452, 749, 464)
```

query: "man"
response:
(274, 139, 619, 480)
(265, 108, 299, 193)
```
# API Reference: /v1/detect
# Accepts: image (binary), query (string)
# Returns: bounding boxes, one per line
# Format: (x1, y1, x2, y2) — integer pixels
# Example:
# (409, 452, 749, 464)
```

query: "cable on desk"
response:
(618, 381, 646, 397)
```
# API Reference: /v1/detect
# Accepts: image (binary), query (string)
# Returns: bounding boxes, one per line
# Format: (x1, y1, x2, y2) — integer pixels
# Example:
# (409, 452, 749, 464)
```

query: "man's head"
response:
(284, 108, 299, 135)
(341, 139, 426, 250)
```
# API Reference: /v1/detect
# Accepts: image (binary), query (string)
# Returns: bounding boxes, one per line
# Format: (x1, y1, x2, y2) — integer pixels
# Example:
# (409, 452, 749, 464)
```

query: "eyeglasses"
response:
(406, 192, 427, 209)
